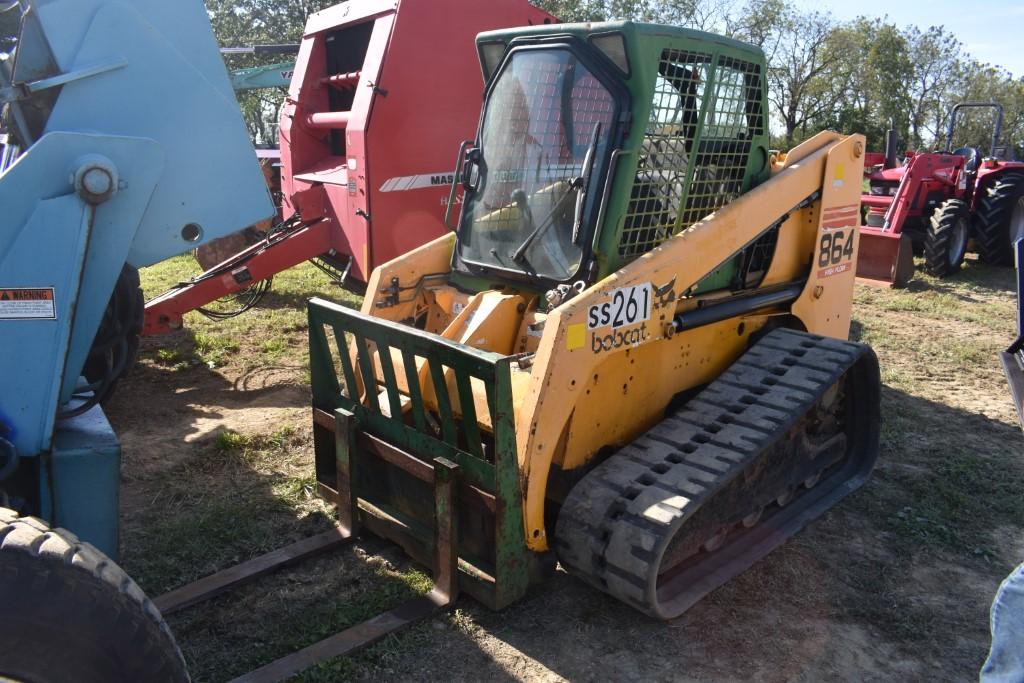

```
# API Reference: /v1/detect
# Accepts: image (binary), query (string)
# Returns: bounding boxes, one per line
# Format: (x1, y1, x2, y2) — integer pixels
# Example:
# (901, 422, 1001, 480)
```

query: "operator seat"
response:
(952, 146, 981, 173)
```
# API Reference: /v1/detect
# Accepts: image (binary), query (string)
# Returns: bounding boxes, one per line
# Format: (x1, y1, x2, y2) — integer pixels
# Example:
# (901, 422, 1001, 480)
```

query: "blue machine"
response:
(0, 0, 273, 556)
(1002, 238, 1024, 431)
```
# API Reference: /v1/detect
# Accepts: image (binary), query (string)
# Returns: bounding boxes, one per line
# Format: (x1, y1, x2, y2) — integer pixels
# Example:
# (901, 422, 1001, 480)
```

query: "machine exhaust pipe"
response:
(883, 126, 898, 170)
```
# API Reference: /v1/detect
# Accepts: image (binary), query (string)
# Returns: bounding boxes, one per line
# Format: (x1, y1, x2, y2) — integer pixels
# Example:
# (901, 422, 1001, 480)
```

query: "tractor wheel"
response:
(974, 173, 1024, 265)
(924, 200, 969, 277)
(82, 265, 144, 405)
(0, 508, 189, 683)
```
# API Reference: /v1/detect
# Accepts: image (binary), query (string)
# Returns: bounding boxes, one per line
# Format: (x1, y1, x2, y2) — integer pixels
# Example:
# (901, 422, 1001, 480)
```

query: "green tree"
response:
(864, 23, 913, 144)
(812, 20, 872, 143)
(946, 60, 1024, 157)
(728, 0, 787, 53)
(808, 19, 918, 150)
(529, 0, 608, 21)
(905, 26, 962, 149)
(767, 9, 847, 146)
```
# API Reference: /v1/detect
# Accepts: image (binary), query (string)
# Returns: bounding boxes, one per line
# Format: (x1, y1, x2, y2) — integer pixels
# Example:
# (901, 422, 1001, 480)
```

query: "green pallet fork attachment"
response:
(308, 297, 537, 609)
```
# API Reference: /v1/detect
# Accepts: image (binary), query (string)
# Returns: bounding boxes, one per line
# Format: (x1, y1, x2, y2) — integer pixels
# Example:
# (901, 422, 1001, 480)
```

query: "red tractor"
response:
(858, 102, 1024, 287)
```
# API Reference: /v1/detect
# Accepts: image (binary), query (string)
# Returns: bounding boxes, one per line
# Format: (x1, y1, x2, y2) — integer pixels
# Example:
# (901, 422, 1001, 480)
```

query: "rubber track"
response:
(0, 507, 189, 681)
(555, 328, 879, 620)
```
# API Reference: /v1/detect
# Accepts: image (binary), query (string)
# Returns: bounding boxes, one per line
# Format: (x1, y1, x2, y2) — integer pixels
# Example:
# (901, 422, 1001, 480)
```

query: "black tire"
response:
(83, 265, 144, 404)
(974, 173, 1024, 265)
(0, 508, 189, 683)
(924, 199, 969, 277)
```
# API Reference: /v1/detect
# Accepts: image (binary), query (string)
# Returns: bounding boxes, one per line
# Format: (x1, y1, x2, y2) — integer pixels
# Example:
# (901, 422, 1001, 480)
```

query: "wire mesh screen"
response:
(619, 50, 766, 259)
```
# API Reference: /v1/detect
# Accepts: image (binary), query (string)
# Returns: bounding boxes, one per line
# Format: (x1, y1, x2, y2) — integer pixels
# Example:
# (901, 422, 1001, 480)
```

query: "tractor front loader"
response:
(302, 22, 882, 619)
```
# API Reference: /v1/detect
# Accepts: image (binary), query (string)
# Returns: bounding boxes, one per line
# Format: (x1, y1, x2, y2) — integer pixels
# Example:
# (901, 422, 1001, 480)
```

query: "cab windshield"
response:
(457, 47, 616, 281)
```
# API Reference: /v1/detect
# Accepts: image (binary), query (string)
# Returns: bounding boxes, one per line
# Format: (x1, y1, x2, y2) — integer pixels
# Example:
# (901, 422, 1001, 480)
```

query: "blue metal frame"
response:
(0, 0, 274, 555)
(0, 132, 163, 457)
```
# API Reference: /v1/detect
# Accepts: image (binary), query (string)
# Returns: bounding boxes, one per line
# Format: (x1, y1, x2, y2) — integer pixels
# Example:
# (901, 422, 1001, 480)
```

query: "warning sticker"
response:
(0, 288, 56, 320)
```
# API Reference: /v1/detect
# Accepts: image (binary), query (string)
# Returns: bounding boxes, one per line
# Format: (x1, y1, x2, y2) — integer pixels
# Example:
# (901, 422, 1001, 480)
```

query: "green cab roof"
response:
(476, 20, 765, 63)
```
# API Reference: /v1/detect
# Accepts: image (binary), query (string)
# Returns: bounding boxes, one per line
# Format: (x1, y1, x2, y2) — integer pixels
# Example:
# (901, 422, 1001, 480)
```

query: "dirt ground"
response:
(109, 257, 1024, 682)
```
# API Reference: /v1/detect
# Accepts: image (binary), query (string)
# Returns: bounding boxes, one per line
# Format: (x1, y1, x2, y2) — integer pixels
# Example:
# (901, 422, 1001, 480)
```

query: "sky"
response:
(797, 0, 1024, 78)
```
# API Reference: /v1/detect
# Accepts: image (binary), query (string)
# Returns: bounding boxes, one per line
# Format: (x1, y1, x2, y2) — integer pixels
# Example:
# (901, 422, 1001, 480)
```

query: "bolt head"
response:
(73, 157, 118, 204)
(82, 167, 113, 196)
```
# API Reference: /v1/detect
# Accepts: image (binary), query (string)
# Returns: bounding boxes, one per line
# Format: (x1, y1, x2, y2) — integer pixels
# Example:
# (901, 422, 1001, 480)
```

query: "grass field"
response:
(107, 253, 1023, 682)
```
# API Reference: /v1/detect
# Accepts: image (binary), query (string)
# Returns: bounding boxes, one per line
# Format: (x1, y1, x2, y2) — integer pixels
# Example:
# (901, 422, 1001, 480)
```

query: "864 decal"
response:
(817, 228, 855, 278)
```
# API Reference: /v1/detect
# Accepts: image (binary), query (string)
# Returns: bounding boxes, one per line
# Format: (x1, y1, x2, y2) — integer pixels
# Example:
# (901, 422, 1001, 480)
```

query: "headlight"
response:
(888, 186, 899, 196)
(870, 186, 885, 195)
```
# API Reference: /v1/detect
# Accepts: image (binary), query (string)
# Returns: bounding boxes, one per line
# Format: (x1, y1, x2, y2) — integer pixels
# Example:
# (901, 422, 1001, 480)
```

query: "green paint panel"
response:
(475, 22, 773, 291)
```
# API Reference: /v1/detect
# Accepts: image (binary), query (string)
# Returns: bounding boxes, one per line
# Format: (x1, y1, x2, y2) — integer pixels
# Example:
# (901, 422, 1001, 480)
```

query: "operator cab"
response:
(449, 23, 773, 296)
(454, 37, 627, 289)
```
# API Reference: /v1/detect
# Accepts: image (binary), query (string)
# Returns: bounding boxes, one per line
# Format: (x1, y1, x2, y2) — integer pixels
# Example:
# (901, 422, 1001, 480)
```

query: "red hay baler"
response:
(144, 0, 555, 336)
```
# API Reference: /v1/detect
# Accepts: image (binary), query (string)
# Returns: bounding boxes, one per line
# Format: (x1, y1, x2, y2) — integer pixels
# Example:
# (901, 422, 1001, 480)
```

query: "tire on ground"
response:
(0, 508, 189, 683)
(974, 173, 1024, 266)
(924, 199, 969, 277)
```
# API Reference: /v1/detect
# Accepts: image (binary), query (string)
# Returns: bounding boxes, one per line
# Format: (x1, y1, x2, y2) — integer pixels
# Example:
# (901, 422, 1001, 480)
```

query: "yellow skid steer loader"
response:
(305, 21, 880, 620)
